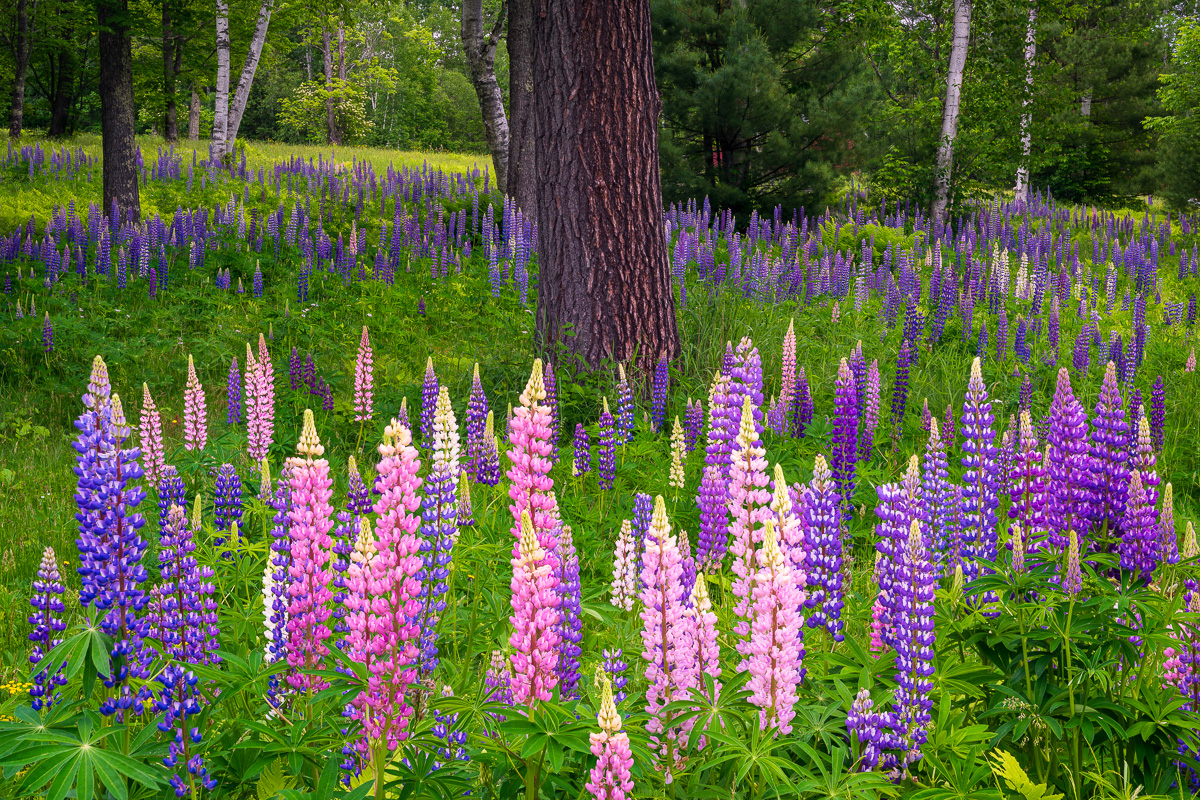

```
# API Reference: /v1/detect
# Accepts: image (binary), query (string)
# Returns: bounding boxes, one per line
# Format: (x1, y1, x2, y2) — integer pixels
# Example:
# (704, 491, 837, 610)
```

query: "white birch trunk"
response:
(213, 0, 231, 154)
(933, 0, 973, 225)
(224, 0, 274, 154)
(188, 88, 201, 140)
(1081, 91, 1091, 117)
(461, 0, 510, 194)
(1014, 2, 1037, 202)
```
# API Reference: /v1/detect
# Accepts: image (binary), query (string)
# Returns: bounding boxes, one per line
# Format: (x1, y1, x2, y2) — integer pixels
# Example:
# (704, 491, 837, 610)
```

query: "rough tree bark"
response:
(507, 0, 537, 215)
(532, 0, 680, 370)
(1014, 2, 1036, 202)
(932, 0, 972, 225)
(163, 0, 178, 142)
(213, 0, 231, 151)
(49, 45, 77, 137)
(461, 0, 509, 194)
(9, 0, 33, 138)
(188, 87, 201, 139)
(97, 0, 141, 221)
(224, 0, 274, 154)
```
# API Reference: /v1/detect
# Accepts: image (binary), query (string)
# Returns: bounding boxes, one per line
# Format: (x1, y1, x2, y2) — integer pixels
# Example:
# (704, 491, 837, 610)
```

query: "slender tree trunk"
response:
(188, 87, 201, 139)
(1080, 91, 1091, 118)
(225, 0, 274, 153)
(507, 0, 537, 214)
(462, 0, 509, 194)
(9, 0, 32, 138)
(323, 27, 339, 145)
(1014, 2, 1036, 202)
(932, 0, 972, 226)
(213, 0, 231, 152)
(532, 0, 680, 369)
(49, 46, 77, 137)
(97, 0, 141, 221)
(163, 0, 178, 142)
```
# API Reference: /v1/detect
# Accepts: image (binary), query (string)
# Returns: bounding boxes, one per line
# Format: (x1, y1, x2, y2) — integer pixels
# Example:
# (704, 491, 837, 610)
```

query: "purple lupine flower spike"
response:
(466, 363, 489, 479)
(651, 352, 669, 433)
(555, 524, 583, 698)
(832, 358, 859, 518)
(598, 398, 616, 491)
(1046, 368, 1092, 552)
(28, 546, 67, 710)
(573, 423, 591, 477)
(227, 356, 242, 425)
(421, 356, 439, 444)
(960, 358, 999, 580)
(684, 397, 703, 453)
(616, 365, 635, 444)
(1150, 375, 1166, 452)
(1087, 362, 1129, 533)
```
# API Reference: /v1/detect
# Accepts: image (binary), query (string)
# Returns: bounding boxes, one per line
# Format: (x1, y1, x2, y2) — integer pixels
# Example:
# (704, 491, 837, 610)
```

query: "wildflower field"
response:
(3, 134, 1200, 800)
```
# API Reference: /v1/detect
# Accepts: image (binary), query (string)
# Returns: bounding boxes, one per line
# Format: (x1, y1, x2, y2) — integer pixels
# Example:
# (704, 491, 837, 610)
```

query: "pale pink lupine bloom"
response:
(744, 518, 805, 734)
(509, 510, 561, 707)
(183, 354, 207, 451)
(610, 520, 638, 612)
(353, 325, 374, 422)
(727, 396, 771, 649)
(586, 674, 634, 800)
(506, 360, 561, 556)
(139, 382, 166, 488)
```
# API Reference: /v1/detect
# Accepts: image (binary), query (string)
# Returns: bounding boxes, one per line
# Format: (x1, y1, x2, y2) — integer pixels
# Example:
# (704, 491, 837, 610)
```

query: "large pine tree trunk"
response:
(1013, 2, 1036, 201)
(188, 87, 201, 139)
(9, 0, 32, 138)
(213, 0, 231, 152)
(932, 0, 972, 225)
(163, 1, 178, 142)
(49, 46, 77, 137)
(225, 0, 274, 153)
(532, 0, 679, 370)
(507, 0, 537, 214)
(97, 0, 141, 221)
(461, 0, 509, 194)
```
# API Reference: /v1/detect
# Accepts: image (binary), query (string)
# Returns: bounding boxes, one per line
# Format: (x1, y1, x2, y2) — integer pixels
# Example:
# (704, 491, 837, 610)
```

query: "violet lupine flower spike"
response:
(586, 673, 635, 800)
(728, 396, 772, 651)
(183, 354, 208, 451)
(555, 524, 583, 698)
(476, 410, 502, 487)
(859, 360, 880, 462)
(353, 325, 374, 422)
(598, 398, 616, 491)
(28, 546, 67, 710)
(1046, 369, 1092, 552)
(616, 365, 635, 444)
(227, 355, 242, 425)
(803, 455, 844, 640)
(573, 423, 591, 478)
(888, 519, 937, 771)
(466, 363, 489, 479)
(285, 410, 337, 693)
(639, 496, 696, 781)
(651, 352, 669, 433)
(1008, 411, 1046, 549)
(139, 383, 167, 491)
(684, 397, 703, 453)
(1088, 362, 1130, 533)
(1118, 470, 1159, 580)
(415, 385, 460, 674)
(421, 356, 439, 444)
(960, 357, 999, 578)
(832, 358, 859, 519)
(745, 518, 805, 734)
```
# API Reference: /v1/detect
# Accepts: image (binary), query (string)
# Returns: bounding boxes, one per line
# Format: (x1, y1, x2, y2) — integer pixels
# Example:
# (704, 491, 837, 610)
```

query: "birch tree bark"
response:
(1014, 2, 1037, 202)
(213, 0, 232, 152)
(532, 0, 679, 370)
(461, 0, 509, 194)
(224, 0, 274, 154)
(189, 87, 201, 139)
(507, 0, 537, 215)
(932, 0, 973, 225)
(8, 0, 33, 138)
(163, 0, 178, 142)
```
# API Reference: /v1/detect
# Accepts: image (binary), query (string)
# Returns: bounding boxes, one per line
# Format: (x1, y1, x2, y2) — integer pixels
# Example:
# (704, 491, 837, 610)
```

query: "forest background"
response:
(2, 0, 1200, 213)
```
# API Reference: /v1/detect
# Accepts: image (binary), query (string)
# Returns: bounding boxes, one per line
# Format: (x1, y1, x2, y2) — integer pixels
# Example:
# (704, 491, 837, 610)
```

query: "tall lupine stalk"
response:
(1008, 411, 1047, 549)
(616, 365, 635, 444)
(245, 341, 276, 462)
(509, 510, 562, 707)
(730, 337, 765, 437)
(506, 360, 562, 705)
(1131, 411, 1160, 510)
(346, 456, 373, 518)
(922, 420, 954, 564)
(874, 457, 924, 651)
(639, 496, 696, 783)
(770, 319, 797, 435)
(1088, 362, 1129, 533)
(728, 396, 772, 650)
(1119, 470, 1159, 579)
(28, 546, 67, 710)
(960, 357, 999, 578)
(1160, 483, 1178, 565)
(265, 462, 292, 677)
(668, 417, 686, 490)
(139, 383, 166, 490)
(611, 520, 638, 612)
(651, 352, 669, 433)
(684, 398, 703, 453)
(466, 363, 489, 479)
(421, 357, 439, 444)
(555, 524, 583, 698)
(586, 673, 634, 800)
(745, 518, 805, 733)
(598, 398, 616, 491)
(285, 410, 336, 694)
(891, 340, 915, 434)
(1046, 368, 1092, 551)
(477, 410, 502, 487)
(802, 456, 844, 640)
(886, 519, 937, 773)
(227, 355, 242, 424)
(832, 358, 859, 518)
(415, 385, 459, 673)
(573, 423, 591, 478)
(184, 354, 208, 451)
(353, 325, 374, 423)
(155, 502, 220, 793)
(544, 361, 560, 461)
(214, 463, 243, 538)
(860, 360, 880, 461)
